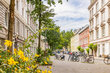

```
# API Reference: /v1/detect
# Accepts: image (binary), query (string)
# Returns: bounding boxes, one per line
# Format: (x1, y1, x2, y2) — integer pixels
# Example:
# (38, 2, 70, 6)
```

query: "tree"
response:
(88, 43, 94, 55)
(27, 0, 60, 50)
(61, 30, 74, 49)
(8, 0, 15, 52)
(27, 0, 68, 50)
(42, 25, 61, 50)
(93, 44, 97, 57)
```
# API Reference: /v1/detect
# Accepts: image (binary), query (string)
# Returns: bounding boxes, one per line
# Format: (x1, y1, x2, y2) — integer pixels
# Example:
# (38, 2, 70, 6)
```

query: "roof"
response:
(79, 25, 89, 34)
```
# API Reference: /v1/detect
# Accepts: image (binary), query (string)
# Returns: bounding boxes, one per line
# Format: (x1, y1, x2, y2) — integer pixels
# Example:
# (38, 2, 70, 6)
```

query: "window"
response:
(27, 14, 29, 24)
(96, 29, 99, 39)
(23, 25, 25, 38)
(102, 0, 105, 6)
(102, 26, 105, 37)
(92, 8, 94, 16)
(98, 44, 100, 56)
(5, 12, 8, 26)
(109, 6, 110, 18)
(16, 0, 19, 10)
(96, 15, 99, 25)
(102, 11, 105, 22)
(22, 8, 24, 16)
(17, 20, 19, 34)
(96, 2, 99, 12)
(102, 44, 105, 55)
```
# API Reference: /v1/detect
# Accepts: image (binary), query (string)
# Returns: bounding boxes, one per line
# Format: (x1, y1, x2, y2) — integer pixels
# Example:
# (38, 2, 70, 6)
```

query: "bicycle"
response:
(103, 55, 110, 64)
(71, 52, 80, 62)
(81, 55, 94, 63)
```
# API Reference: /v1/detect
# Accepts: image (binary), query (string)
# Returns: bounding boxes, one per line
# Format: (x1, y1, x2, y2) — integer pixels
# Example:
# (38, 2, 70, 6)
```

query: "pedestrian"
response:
(68, 52, 72, 61)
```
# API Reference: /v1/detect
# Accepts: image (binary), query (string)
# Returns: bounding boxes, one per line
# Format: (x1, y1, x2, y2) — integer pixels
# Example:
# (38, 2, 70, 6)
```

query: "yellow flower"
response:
(32, 65, 35, 68)
(47, 58, 49, 61)
(7, 50, 11, 53)
(23, 57, 28, 62)
(8, 57, 18, 65)
(48, 71, 52, 73)
(26, 67, 30, 71)
(0, 55, 1, 58)
(49, 66, 52, 69)
(18, 50, 24, 56)
(42, 71, 45, 73)
(44, 69, 47, 73)
(4, 40, 12, 47)
(44, 61, 48, 64)
(35, 54, 40, 57)
(36, 69, 41, 73)
(15, 68, 17, 71)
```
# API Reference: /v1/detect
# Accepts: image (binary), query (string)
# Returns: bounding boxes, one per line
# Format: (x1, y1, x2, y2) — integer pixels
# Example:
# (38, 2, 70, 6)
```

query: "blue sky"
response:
(52, 0, 90, 31)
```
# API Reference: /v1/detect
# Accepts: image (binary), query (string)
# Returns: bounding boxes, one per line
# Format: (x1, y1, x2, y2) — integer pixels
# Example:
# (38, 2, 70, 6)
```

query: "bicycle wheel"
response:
(81, 56, 86, 62)
(76, 56, 80, 62)
(103, 57, 108, 64)
(88, 57, 94, 63)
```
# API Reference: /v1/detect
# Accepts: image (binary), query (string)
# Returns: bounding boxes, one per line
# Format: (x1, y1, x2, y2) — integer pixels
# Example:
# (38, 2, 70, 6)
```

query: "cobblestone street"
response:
(51, 55, 110, 73)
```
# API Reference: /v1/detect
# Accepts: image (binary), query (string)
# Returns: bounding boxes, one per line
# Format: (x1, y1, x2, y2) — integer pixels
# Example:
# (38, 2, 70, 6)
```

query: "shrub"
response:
(77, 46, 81, 51)
(80, 48, 84, 53)
(86, 48, 90, 54)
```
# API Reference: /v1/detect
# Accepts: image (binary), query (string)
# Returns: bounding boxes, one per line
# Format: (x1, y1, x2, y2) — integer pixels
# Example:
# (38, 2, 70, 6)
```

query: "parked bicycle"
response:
(70, 52, 80, 62)
(81, 54, 94, 63)
(103, 55, 110, 64)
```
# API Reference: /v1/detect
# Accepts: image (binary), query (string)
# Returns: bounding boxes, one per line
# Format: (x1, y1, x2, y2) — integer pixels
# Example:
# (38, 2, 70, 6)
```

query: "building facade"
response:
(0, 0, 38, 54)
(88, 0, 110, 57)
(71, 29, 81, 52)
(79, 25, 90, 49)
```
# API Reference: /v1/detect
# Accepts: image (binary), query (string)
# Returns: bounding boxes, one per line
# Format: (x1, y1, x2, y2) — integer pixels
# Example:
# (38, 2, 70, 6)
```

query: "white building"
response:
(88, 0, 110, 57)
(0, 0, 38, 54)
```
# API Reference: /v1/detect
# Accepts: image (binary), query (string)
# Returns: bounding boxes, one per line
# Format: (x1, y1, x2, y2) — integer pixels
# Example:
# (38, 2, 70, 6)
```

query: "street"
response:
(51, 55, 110, 73)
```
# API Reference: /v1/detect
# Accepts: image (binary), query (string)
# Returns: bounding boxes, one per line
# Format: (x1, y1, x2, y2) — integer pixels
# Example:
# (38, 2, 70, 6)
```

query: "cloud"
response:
(52, 0, 90, 31)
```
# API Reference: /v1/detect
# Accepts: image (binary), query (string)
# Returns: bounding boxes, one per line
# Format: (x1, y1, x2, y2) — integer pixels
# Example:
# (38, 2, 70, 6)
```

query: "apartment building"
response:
(0, 0, 38, 54)
(71, 29, 81, 52)
(79, 25, 90, 49)
(88, 0, 110, 57)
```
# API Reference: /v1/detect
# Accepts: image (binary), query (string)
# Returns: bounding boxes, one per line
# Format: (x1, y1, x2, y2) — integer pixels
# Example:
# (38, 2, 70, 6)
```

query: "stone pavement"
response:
(50, 54, 110, 73)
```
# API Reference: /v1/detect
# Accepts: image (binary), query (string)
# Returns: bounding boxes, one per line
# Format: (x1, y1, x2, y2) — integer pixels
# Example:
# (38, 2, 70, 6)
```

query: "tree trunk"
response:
(8, 0, 15, 53)
(38, 0, 42, 50)
(92, 49, 93, 55)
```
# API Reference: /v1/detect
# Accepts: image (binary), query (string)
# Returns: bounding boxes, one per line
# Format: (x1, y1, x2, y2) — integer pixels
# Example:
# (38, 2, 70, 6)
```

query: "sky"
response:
(52, 0, 90, 31)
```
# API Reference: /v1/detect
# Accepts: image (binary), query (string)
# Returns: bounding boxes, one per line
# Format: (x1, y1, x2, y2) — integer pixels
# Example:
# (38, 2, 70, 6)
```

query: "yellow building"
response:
(71, 29, 81, 52)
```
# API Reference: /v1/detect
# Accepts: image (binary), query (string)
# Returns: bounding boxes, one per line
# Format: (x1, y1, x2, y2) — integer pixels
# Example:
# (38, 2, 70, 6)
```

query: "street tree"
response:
(93, 44, 97, 56)
(61, 30, 74, 49)
(8, 0, 15, 52)
(26, 0, 66, 50)
(88, 43, 94, 55)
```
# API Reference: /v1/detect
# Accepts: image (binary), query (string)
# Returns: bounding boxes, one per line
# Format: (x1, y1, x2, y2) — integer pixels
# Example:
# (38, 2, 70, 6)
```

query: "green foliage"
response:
(86, 48, 90, 54)
(61, 30, 74, 48)
(93, 44, 97, 51)
(80, 48, 84, 53)
(88, 43, 94, 50)
(77, 46, 81, 51)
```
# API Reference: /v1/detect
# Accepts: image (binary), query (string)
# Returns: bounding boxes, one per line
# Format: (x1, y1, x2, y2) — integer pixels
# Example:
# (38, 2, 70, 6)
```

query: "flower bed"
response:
(0, 40, 52, 73)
